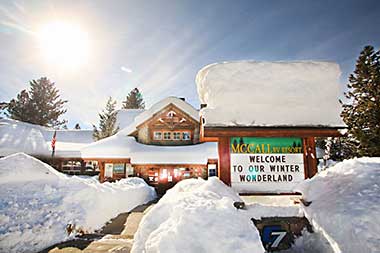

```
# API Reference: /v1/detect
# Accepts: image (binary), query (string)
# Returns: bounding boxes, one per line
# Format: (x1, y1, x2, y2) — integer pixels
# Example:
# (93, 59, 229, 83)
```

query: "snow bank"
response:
(295, 157, 380, 253)
(132, 177, 265, 253)
(0, 153, 156, 253)
(196, 61, 345, 127)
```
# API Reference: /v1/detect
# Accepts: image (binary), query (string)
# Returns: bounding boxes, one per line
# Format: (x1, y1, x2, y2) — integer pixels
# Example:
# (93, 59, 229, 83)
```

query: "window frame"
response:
(173, 132, 181, 140)
(163, 132, 171, 140)
(182, 131, 191, 140)
(153, 131, 162, 140)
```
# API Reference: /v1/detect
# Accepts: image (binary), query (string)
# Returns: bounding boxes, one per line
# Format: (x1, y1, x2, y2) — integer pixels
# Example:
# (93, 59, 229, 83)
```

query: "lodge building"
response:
(0, 97, 218, 192)
(80, 97, 218, 189)
(0, 60, 345, 195)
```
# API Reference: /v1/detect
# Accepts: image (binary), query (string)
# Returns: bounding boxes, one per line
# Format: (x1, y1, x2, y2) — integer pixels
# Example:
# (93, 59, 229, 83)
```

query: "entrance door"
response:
(104, 163, 113, 178)
(159, 168, 168, 184)
(148, 168, 159, 184)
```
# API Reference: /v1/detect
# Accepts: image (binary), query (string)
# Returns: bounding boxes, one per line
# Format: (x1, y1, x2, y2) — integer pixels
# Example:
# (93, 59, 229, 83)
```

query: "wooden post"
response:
(306, 137, 317, 178)
(302, 138, 309, 179)
(218, 137, 231, 186)
(80, 160, 85, 174)
(99, 161, 105, 182)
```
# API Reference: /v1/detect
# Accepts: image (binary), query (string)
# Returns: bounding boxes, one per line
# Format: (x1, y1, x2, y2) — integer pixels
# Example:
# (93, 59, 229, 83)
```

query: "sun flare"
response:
(37, 21, 90, 69)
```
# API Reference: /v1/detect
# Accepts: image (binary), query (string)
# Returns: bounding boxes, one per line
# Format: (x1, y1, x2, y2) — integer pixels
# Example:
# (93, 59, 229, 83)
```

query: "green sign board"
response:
(230, 137, 303, 154)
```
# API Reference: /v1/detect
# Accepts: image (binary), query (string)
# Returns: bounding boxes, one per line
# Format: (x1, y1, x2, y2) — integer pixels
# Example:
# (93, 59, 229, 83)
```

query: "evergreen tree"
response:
(122, 88, 145, 109)
(93, 97, 120, 140)
(74, 123, 81, 129)
(341, 45, 380, 157)
(5, 77, 67, 127)
(0, 102, 6, 118)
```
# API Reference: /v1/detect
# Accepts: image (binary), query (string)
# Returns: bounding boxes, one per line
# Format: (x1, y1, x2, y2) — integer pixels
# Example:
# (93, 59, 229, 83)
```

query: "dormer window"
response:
(180, 118, 186, 123)
(167, 111, 176, 118)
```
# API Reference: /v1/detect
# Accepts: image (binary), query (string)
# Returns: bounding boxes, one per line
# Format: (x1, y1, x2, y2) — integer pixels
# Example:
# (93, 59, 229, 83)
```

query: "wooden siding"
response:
(135, 104, 200, 145)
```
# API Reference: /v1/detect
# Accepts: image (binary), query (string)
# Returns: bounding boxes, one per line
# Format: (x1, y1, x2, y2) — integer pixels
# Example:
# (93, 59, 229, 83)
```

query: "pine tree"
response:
(93, 97, 120, 140)
(5, 77, 67, 127)
(122, 88, 145, 109)
(74, 123, 81, 129)
(341, 45, 380, 157)
(0, 102, 6, 118)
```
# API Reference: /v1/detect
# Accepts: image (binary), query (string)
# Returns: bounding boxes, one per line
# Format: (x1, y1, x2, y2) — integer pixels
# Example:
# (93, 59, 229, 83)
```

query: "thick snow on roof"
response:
(81, 134, 218, 164)
(295, 157, 380, 253)
(196, 61, 345, 128)
(116, 109, 145, 129)
(0, 119, 94, 158)
(119, 97, 199, 136)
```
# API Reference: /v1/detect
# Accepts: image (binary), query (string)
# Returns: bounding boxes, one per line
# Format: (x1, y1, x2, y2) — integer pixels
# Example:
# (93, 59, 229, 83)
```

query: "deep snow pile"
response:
(131, 177, 265, 253)
(295, 157, 380, 253)
(196, 61, 344, 127)
(0, 153, 156, 253)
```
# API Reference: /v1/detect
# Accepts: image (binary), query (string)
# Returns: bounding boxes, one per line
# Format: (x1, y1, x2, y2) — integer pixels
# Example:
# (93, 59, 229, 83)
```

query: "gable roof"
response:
(196, 60, 345, 128)
(116, 109, 145, 129)
(119, 97, 199, 136)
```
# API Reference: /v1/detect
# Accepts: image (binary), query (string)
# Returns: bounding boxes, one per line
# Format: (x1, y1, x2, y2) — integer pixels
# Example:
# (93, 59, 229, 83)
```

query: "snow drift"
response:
(295, 157, 380, 253)
(131, 177, 265, 253)
(0, 153, 156, 253)
(0, 118, 93, 158)
(196, 61, 345, 127)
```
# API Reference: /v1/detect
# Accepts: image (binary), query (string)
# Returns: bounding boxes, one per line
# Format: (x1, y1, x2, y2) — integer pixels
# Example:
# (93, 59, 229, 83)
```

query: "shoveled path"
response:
(40, 200, 156, 253)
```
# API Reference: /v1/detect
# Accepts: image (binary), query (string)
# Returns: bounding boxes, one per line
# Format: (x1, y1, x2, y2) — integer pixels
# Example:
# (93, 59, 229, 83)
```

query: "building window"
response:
(208, 164, 217, 177)
(173, 132, 181, 140)
(167, 110, 176, 118)
(163, 132, 171, 140)
(182, 131, 191, 140)
(126, 164, 134, 176)
(153, 131, 162, 140)
(113, 163, 125, 174)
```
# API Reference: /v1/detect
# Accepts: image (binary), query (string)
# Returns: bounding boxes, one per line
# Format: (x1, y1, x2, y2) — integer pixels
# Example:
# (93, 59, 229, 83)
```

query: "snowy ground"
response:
(1, 154, 378, 253)
(133, 157, 380, 253)
(295, 157, 380, 253)
(0, 153, 156, 253)
(132, 177, 266, 253)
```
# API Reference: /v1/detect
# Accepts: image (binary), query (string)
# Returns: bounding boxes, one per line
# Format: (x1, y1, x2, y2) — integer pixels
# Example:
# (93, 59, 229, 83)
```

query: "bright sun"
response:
(37, 21, 90, 69)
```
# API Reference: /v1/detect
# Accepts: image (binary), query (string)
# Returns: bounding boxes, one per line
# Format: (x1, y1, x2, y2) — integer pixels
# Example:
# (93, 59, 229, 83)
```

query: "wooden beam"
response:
(203, 127, 343, 138)
(218, 137, 231, 186)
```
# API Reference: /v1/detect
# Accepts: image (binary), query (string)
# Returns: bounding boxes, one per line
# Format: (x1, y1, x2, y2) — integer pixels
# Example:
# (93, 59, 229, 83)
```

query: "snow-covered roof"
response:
(196, 61, 345, 128)
(81, 134, 218, 164)
(119, 97, 199, 136)
(116, 109, 145, 129)
(0, 119, 94, 158)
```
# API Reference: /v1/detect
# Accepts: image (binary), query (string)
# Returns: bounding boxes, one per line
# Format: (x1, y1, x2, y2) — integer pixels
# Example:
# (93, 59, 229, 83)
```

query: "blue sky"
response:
(0, 0, 379, 129)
